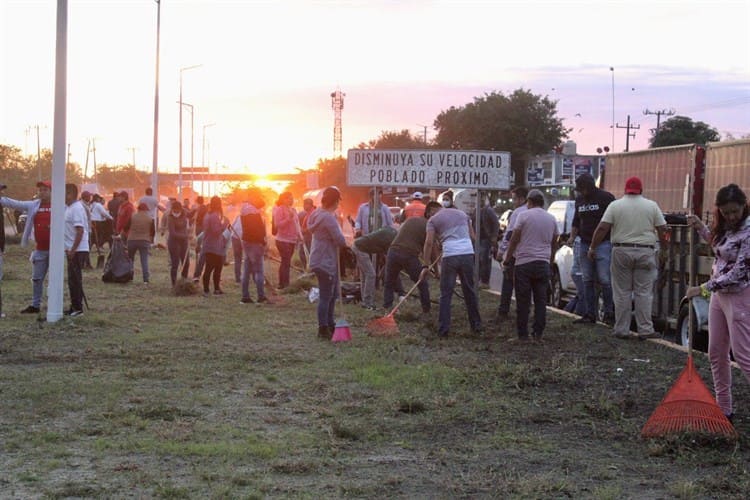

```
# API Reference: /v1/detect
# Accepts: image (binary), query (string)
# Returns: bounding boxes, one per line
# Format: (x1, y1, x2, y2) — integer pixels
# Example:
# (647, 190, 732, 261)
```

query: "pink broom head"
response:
(332, 319, 352, 342)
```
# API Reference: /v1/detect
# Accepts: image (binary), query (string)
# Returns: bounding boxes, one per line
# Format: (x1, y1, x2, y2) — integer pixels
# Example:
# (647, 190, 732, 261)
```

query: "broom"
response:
(641, 219, 737, 440)
(367, 255, 439, 337)
(331, 247, 352, 343)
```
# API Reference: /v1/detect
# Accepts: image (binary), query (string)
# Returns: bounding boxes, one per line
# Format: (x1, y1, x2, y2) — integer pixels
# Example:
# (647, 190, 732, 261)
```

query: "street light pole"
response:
(201, 122, 215, 196)
(151, 0, 161, 202)
(610, 66, 615, 152)
(178, 64, 201, 198)
(178, 101, 194, 196)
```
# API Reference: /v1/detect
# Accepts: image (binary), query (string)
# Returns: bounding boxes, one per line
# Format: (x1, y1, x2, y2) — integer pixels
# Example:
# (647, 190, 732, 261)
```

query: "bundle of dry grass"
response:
(173, 277, 199, 296)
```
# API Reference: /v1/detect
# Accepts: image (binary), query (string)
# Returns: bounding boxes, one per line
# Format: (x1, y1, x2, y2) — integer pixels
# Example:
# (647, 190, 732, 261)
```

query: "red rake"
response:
(367, 257, 438, 337)
(641, 222, 736, 440)
(641, 355, 737, 439)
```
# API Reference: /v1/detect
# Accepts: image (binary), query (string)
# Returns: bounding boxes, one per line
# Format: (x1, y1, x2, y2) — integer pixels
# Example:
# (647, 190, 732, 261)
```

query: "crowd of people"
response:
(1, 175, 749, 423)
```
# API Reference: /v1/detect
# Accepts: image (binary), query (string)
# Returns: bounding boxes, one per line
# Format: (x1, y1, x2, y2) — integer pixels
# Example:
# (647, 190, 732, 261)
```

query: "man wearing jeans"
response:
(422, 202, 482, 337)
(503, 189, 558, 342)
(64, 184, 90, 316)
(588, 176, 668, 339)
(568, 173, 615, 325)
(495, 186, 528, 320)
(0, 181, 53, 314)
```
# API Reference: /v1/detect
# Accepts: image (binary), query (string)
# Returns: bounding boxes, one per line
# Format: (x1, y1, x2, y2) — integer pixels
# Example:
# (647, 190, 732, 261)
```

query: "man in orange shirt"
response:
(400, 191, 426, 221)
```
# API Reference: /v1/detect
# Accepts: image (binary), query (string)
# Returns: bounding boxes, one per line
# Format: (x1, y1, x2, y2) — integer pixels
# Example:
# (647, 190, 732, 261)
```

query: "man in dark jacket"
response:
(478, 193, 500, 288)
(567, 173, 615, 325)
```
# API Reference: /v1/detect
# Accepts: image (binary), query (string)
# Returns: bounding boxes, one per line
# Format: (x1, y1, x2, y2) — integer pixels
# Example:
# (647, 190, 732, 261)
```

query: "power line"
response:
(643, 108, 675, 130)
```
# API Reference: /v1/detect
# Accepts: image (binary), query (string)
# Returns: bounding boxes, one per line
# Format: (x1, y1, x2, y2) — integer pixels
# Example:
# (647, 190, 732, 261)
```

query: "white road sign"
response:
(347, 149, 511, 190)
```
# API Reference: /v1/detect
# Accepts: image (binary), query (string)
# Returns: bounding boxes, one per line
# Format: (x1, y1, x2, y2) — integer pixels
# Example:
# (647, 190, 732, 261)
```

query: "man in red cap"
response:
(0, 181, 54, 314)
(587, 176, 668, 339)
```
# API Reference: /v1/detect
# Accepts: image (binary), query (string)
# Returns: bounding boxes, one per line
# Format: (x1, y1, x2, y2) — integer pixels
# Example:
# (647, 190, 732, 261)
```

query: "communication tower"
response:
(331, 89, 345, 157)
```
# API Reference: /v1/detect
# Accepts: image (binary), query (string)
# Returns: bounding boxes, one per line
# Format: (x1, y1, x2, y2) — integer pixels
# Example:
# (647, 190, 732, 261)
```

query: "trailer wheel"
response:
(675, 303, 708, 351)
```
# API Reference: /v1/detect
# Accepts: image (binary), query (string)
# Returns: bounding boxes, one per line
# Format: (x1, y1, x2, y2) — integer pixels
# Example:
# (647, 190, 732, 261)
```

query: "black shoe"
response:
(213, 289, 224, 295)
(572, 316, 596, 325)
(20, 305, 40, 314)
(603, 314, 615, 325)
(240, 297, 254, 304)
(257, 296, 269, 304)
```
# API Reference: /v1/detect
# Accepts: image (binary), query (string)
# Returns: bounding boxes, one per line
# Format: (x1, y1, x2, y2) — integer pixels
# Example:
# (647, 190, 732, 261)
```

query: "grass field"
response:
(1, 238, 749, 498)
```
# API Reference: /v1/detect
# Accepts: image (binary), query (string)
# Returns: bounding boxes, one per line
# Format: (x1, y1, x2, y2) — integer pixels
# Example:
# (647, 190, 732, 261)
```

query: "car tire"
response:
(675, 302, 708, 351)
(549, 269, 563, 309)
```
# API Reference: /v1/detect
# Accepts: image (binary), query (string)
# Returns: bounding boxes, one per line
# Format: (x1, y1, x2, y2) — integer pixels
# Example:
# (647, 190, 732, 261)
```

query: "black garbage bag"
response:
(102, 237, 134, 283)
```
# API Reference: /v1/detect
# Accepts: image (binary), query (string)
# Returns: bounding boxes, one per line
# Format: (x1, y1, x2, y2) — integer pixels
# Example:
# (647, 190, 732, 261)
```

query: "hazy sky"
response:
(1, 0, 749, 176)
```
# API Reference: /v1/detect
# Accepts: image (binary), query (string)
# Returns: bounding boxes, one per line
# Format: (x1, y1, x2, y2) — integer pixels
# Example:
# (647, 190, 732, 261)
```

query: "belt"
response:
(613, 242, 654, 249)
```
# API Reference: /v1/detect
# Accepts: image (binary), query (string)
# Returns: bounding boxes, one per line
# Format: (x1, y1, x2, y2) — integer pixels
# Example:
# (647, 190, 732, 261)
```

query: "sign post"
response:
(347, 149, 511, 301)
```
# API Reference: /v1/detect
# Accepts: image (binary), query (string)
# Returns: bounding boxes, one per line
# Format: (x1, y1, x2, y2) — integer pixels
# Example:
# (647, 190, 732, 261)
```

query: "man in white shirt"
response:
(64, 184, 90, 317)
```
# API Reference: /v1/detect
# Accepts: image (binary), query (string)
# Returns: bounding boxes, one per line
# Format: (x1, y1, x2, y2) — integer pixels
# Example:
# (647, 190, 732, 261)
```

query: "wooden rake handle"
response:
(386, 255, 440, 318)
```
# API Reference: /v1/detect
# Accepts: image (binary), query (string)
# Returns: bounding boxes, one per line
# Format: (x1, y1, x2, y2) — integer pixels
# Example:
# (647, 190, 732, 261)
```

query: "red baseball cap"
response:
(36, 181, 51, 189)
(624, 176, 642, 195)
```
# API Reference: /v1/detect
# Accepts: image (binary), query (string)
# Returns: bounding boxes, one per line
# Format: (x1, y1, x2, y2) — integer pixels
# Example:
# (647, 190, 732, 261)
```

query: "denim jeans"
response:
(127, 239, 151, 282)
(275, 240, 296, 289)
(313, 268, 338, 329)
(478, 239, 494, 285)
(352, 245, 376, 307)
(67, 251, 88, 311)
(498, 260, 515, 315)
(563, 238, 586, 316)
(31, 250, 50, 308)
(580, 240, 614, 320)
(383, 247, 430, 313)
(242, 242, 266, 300)
(438, 254, 481, 336)
(203, 252, 223, 292)
(167, 237, 189, 285)
(232, 237, 244, 282)
(514, 260, 550, 338)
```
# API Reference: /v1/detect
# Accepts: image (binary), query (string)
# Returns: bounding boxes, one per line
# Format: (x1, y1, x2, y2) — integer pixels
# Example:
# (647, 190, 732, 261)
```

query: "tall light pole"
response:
(610, 66, 615, 152)
(178, 101, 194, 193)
(417, 123, 428, 145)
(201, 122, 215, 196)
(151, 0, 161, 202)
(178, 64, 201, 197)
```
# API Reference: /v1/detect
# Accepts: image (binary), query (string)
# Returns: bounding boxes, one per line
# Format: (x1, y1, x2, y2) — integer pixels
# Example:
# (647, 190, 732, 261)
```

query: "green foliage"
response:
(432, 88, 569, 166)
(357, 129, 427, 149)
(649, 115, 720, 148)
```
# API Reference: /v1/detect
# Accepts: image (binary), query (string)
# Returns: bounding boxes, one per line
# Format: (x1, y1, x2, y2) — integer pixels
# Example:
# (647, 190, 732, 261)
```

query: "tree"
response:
(432, 89, 569, 181)
(649, 115, 720, 148)
(357, 129, 427, 149)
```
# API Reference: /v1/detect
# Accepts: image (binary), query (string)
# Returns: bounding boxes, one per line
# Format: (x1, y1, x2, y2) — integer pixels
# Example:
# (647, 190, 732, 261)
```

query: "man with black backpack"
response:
(239, 189, 268, 304)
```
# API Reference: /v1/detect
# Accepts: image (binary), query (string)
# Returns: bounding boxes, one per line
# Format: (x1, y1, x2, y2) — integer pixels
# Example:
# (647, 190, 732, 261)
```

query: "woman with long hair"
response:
(687, 183, 750, 421)
(272, 191, 299, 289)
(305, 187, 347, 339)
(201, 196, 227, 296)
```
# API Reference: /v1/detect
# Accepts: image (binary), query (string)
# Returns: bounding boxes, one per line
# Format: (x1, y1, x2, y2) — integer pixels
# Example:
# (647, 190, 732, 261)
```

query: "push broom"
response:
(367, 256, 439, 337)
(641, 219, 736, 440)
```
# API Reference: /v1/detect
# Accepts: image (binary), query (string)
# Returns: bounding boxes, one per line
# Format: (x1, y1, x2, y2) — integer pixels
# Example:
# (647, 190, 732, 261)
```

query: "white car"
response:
(546, 200, 579, 309)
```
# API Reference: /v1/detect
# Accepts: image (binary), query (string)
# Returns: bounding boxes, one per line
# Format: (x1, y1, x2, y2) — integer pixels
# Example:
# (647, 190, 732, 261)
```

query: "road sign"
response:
(347, 149, 511, 190)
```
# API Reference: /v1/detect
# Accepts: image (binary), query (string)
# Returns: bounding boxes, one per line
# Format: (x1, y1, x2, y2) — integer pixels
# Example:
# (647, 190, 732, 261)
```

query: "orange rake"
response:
(367, 257, 438, 337)
(641, 222, 736, 440)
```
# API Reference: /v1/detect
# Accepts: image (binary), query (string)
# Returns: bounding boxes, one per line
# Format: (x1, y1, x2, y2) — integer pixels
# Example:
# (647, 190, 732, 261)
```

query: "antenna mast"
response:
(331, 89, 345, 157)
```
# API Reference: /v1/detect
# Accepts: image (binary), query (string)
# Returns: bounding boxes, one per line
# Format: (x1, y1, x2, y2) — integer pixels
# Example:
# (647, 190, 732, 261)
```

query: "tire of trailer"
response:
(675, 302, 708, 351)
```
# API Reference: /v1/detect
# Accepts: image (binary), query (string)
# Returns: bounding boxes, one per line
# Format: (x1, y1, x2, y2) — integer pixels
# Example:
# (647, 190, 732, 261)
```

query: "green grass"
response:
(1, 241, 750, 497)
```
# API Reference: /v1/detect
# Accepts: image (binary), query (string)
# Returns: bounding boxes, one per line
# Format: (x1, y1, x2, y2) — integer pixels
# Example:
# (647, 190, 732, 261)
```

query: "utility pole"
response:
(127, 146, 137, 188)
(417, 124, 428, 145)
(616, 115, 640, 152)
(643, 108, 675, 131)
(29, 124, 46, 181)
(331, 89, 345, 157)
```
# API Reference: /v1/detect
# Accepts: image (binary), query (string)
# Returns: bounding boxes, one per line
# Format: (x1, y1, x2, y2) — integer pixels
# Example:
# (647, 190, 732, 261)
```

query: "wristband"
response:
(700, 283, 711, 299)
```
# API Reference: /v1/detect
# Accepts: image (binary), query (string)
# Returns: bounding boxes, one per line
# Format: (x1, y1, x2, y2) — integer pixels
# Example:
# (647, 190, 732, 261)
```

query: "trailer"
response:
(602, 139, 750, 348)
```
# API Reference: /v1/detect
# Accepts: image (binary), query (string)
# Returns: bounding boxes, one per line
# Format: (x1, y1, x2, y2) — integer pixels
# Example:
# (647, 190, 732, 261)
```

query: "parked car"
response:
(499, 209, 513, 232)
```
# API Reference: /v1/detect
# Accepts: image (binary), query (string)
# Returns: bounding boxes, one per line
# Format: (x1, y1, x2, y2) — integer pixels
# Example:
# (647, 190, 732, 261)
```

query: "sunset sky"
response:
(1, 0, 749, 178)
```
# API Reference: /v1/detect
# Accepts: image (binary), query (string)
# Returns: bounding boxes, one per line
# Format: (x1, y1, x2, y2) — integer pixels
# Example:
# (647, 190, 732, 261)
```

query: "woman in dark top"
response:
(160, 201, 191, 286)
